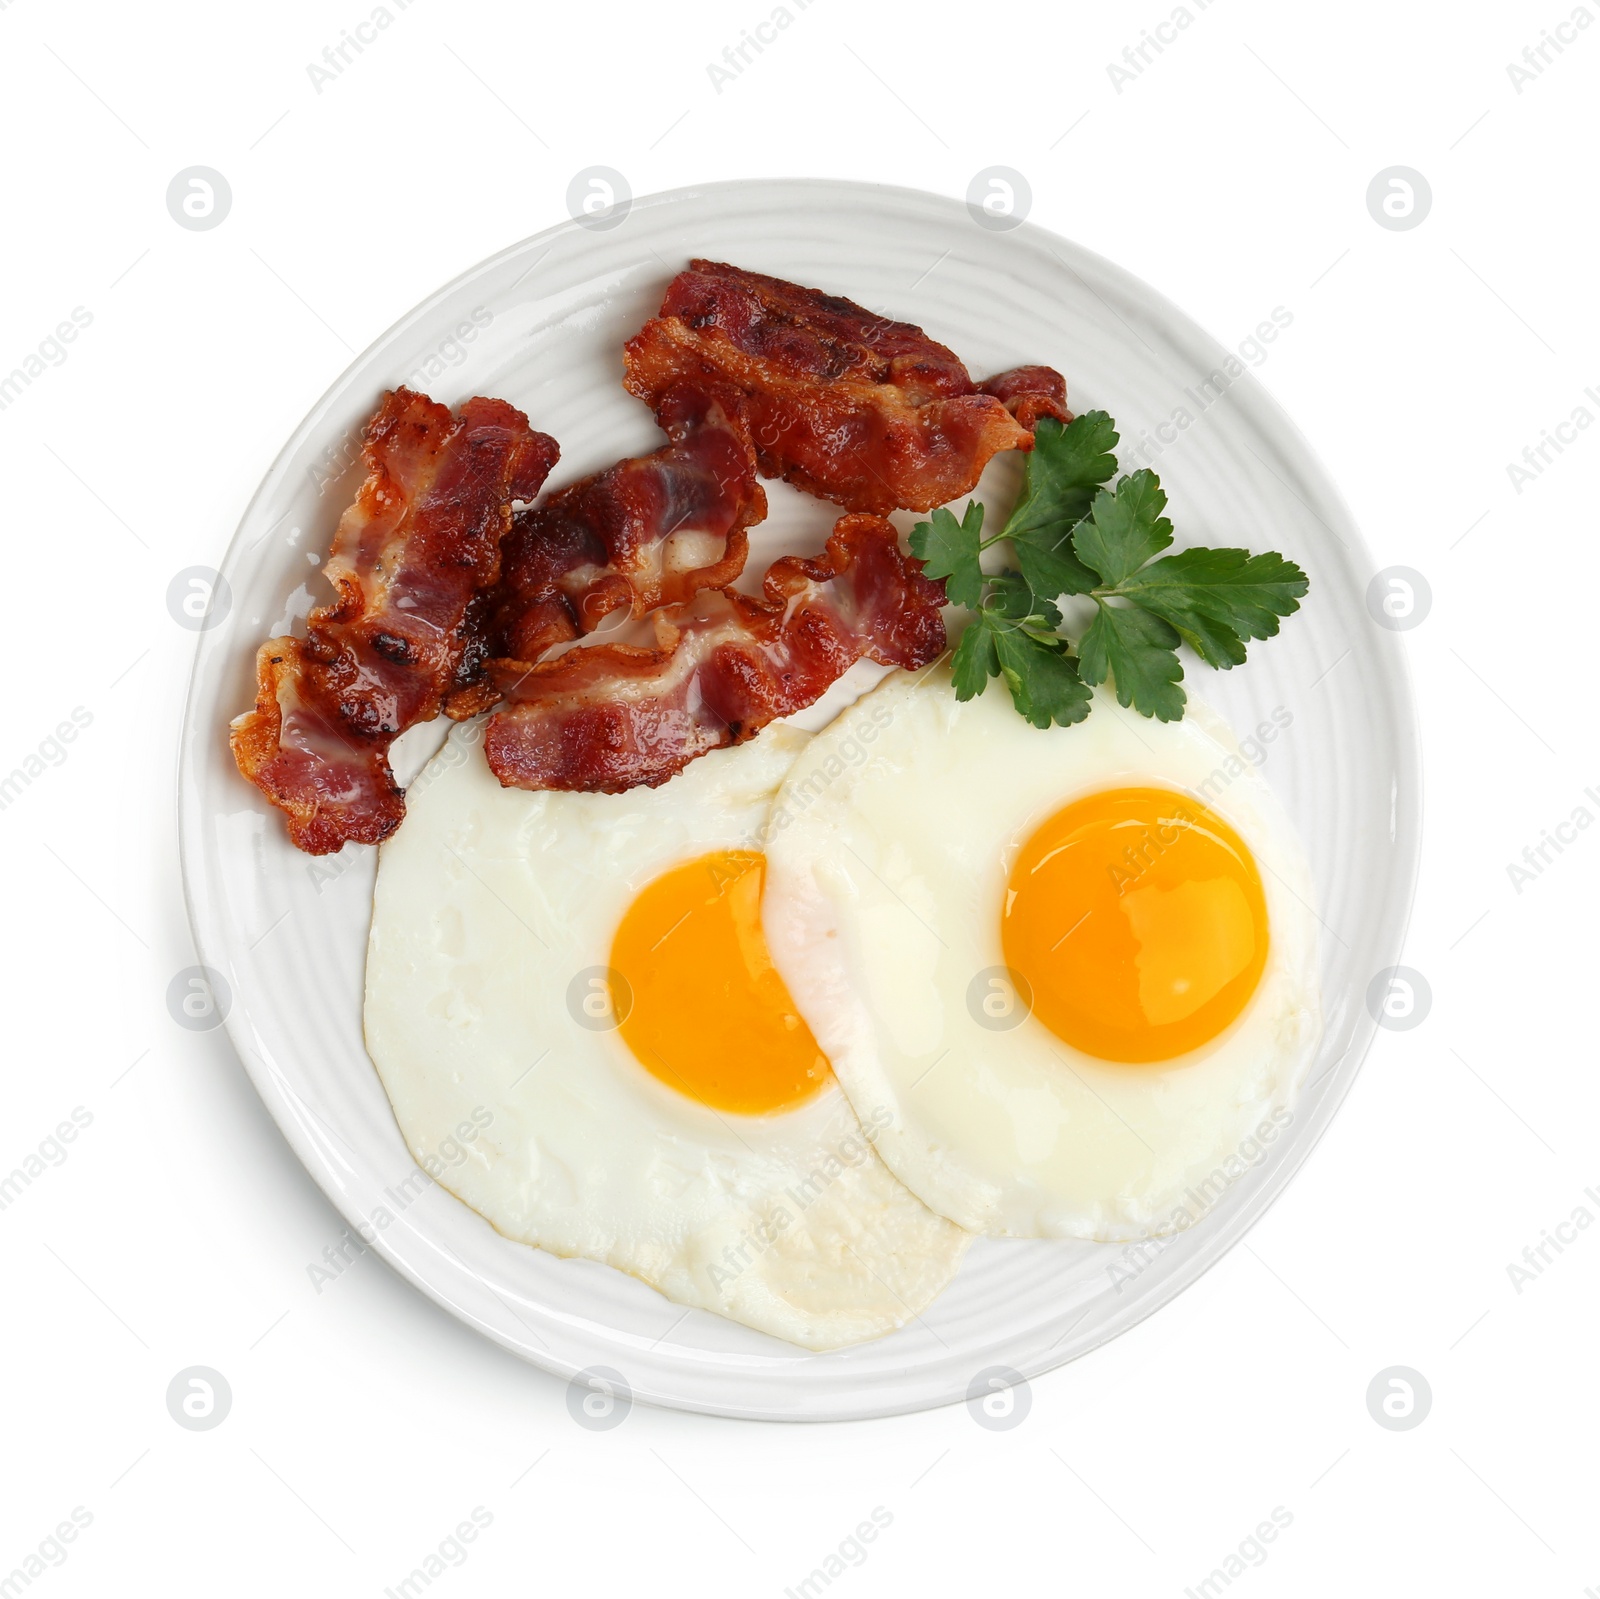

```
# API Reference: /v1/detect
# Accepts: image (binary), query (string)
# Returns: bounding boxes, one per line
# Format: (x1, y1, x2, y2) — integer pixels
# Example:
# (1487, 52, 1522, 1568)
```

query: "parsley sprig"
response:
(910, 412, 1309, 726)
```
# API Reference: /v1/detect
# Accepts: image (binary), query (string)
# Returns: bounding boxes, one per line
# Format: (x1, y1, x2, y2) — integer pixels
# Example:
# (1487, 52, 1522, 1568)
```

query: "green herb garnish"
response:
(910, 412, 1309, 726)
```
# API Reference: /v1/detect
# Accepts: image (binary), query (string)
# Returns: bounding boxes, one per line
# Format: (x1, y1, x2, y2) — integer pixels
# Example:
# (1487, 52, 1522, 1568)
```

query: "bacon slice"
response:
(482, 514, 946, 793)
(980, 364, 1070, 431)
(622, 259, 1070, 515)
(231, 388, 559, 854)
(445, 381, 763, 717)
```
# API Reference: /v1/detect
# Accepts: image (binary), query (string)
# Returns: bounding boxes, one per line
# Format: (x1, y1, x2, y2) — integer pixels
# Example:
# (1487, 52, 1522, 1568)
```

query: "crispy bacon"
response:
(231, 388, 558, 854)
(445, 381, 763, 717)
(980, 364, 1070, 431)
(622, 259, 1070, 515)
(482, 514, 945, 793)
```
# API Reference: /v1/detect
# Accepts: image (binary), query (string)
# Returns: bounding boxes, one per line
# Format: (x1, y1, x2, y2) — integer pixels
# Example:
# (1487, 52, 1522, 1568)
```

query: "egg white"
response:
(760, 666, 1323, 1241)
(363, 719, 969, 1351)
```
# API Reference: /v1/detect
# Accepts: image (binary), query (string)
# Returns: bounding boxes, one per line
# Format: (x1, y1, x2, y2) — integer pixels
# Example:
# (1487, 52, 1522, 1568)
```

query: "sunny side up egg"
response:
(761, 667, 1323, 1242)
(363, 719, 969, 1352)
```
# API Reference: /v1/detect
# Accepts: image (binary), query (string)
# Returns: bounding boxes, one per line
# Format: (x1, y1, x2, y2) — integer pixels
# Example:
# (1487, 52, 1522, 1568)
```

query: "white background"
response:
(2, 0, 1596, 1593)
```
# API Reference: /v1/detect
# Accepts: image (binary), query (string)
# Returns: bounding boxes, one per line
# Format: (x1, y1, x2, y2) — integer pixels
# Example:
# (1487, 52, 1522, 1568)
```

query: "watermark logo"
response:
(966, 1366, 1031, 1431)
(1369, 569, 1433, 630)
(783, 1508, 893, 1596)
(566, 1366, 631, 1431)
(403, 306, 494, 392)
(1118, 309, 1297, 477)
(752, 700, 896, 847)
(706, 1109, 892, 1292)
(965, 167, 1031, 232)
(0, 307, 94, 413)
(1106, 0, 1218, 94)
(1365, 966, 1430, 1032)
(0, 1107, 94, 1214)
(565, 966, 632, 1031)
(705, 0, 816, 94)
(1506, 787, 1600, 893)
(166, 966, 231, 1032)
(1507, 8, 1594, 94)
(306, 1, 417, 95)
(1505, 386, 1600, 494)
(1107, 1109, 1295, 1292)
(1506, 1190, 1599, 1292)
(3, 1508, 94, 1585)
(383, 1507, 494, 1595)
(1183, 1507, 1294, 1595)
(1365, 1365, 1430, 1431)
(166, 1366, 232, 1431)
(1365, 566, 1431, 631)
(166, 566, 232, 631)
(166, 167, 232, 232)
(965, 967, 1033, 1032)
(1366, 166, 1431, 232)
(0, 707, 94, 814)
(305, 1114, 491, 1294)
(567, 167, 631, 232)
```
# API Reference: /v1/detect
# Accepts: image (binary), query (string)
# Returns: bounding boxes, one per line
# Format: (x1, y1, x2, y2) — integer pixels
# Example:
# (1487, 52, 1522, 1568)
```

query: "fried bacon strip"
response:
(623, 259, 1069, 515)
(231, 388, 559, 854)
(482, 514, 946, 793)
(978, 364, 1071, 431)
(445, 381, 763, 717)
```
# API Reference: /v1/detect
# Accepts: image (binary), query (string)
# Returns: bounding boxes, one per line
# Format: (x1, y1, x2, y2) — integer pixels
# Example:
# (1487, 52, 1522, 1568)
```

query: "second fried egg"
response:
(761, 666, 1322, 1241)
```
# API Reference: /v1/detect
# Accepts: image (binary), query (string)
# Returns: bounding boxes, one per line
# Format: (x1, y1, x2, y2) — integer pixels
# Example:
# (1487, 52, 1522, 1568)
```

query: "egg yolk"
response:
(611, 850, 832, 1115)
(1001, 787, 1269, 1063)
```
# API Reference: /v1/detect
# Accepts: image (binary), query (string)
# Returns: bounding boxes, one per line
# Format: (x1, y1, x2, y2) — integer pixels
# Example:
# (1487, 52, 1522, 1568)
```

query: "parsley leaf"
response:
(1003, 411, 1118, 598)
(904, 402, 1306, 733)
(950, 572, 1088, 728)
(908, 501, 986, 610)
(1110, 547, 1309, 669)
(950, 617, 999, 699)
(1071, 469, 1174, 586)
(1077, 601, 1186, 721)
(993, 628, 1092, 729)
(985, 571, 1062, 630)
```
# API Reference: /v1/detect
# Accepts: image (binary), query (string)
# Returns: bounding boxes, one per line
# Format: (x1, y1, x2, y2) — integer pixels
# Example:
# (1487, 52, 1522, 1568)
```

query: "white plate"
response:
(178, 179, 1420, 1421)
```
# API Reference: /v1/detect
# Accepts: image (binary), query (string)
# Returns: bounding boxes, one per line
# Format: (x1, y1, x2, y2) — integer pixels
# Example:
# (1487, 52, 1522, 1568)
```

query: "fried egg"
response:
(363, 718, 969, 1351)
(760, 666, 1322, 1241)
